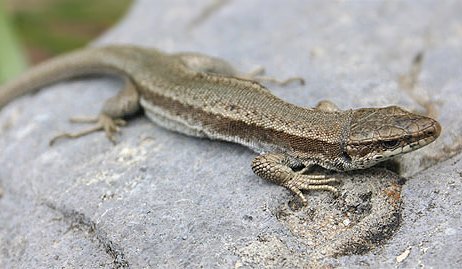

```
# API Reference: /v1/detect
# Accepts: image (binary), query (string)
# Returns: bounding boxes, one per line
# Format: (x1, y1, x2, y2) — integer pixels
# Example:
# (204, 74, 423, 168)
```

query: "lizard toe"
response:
(283, 174, 340, 204)
(49, 114, 125, 145)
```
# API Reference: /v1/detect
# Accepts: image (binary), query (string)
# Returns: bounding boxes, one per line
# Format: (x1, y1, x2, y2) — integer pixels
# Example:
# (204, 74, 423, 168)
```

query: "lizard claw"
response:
(49, 114, 125, 146)
(284, 173, 341, 206)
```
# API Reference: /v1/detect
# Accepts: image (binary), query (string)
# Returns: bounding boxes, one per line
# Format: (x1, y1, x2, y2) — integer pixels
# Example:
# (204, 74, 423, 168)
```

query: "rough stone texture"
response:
(1, 0, 461, 268)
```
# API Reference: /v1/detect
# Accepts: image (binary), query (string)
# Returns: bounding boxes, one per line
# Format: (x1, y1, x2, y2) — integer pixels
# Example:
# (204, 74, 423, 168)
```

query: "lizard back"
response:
(130, 47, 351, 163)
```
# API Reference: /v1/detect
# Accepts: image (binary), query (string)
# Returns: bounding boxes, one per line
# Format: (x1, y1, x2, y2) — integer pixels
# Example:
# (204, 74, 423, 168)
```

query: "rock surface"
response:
(1, 0, 461, 268)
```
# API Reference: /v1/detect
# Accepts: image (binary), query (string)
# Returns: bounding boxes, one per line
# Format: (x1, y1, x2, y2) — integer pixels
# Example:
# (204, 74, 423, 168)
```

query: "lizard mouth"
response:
(407, 118, 441, 149)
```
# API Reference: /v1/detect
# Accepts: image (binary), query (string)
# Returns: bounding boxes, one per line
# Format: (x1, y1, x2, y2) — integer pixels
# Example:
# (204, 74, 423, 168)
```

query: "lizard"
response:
(0, 45, 441, 205)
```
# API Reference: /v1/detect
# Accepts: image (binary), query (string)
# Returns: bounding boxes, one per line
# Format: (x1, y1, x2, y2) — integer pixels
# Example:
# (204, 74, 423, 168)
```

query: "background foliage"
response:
(0, 0, 132, 83)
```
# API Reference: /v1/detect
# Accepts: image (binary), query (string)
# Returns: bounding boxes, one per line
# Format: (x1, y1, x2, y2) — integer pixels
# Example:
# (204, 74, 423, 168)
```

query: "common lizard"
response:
(0, 45, 441, 205)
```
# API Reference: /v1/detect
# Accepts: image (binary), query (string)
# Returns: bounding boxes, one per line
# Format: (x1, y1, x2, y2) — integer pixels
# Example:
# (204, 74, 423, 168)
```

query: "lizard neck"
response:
(281, 108, 353, 171)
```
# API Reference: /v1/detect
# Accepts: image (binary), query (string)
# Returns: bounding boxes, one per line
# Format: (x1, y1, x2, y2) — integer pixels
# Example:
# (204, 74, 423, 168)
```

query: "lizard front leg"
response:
(251, 153, 339, 205)
(50, 77, 140, 145)
(315, 100, 340, 112)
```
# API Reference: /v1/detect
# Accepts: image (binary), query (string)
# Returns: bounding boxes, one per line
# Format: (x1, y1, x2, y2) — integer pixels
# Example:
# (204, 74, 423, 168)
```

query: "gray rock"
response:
(1, 0, 461, 268)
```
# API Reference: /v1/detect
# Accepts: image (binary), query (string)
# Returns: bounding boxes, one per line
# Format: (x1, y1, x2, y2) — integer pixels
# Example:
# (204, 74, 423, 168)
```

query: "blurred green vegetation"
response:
(0, 1, 27, 83)
(0, 0, 132, 83)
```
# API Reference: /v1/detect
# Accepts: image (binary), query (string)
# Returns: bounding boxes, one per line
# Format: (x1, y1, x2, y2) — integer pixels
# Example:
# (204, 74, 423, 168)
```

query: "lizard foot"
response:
(284, 174, 340, 206)
(244, 67, 305, 86)
(49, 114, 126, 146)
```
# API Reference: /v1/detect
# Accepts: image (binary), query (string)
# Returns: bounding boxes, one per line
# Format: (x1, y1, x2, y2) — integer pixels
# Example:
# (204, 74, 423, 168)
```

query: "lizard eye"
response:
(382, 140, 399, 149)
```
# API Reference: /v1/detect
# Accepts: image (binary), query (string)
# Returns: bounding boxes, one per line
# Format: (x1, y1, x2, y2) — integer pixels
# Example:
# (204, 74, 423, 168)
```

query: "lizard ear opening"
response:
(342, 151, 352, 163)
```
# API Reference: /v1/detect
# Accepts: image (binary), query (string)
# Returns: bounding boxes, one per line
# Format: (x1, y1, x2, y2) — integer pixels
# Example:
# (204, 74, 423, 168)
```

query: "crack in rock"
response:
(44, 202, 129, 269)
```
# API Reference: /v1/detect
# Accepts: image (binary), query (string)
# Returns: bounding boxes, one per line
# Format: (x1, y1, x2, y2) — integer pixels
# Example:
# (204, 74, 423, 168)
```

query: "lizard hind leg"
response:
(49, 115, 126, 145)
(49, 77, 140, 145)
(242, 66, 305, 87)
(175, 52, 304, 86)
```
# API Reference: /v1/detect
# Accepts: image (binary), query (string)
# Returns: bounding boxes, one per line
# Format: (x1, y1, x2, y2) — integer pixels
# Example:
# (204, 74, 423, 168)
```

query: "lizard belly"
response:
(139, 97, 279, 153)
(140, 97, 208, 138)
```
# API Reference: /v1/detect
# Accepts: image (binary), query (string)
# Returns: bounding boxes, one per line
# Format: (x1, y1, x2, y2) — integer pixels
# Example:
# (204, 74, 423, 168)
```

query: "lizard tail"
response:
(0, 45, 134, 109)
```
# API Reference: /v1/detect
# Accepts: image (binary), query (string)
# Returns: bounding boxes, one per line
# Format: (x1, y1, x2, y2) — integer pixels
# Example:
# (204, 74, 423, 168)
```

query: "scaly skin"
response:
(0, 45, 441, 205)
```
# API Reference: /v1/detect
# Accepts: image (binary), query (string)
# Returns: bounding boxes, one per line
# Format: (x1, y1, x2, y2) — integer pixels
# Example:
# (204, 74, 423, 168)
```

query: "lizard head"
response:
(343, 106, 441, 169)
